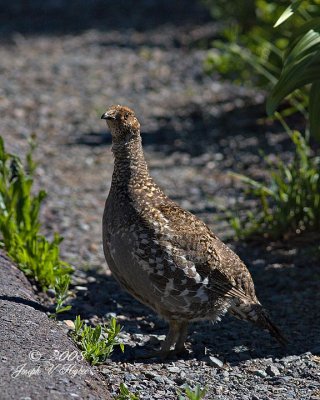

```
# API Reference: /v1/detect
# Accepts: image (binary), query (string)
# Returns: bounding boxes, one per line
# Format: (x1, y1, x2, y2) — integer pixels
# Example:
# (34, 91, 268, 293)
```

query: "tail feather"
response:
(257, 308, 288, 346)
(229, 301, 288, 346)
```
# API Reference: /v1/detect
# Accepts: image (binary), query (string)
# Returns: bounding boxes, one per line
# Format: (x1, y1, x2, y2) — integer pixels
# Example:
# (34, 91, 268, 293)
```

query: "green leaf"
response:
(285, 18, 320, 56)
(267, 27, 320, 115)
(55, 305, 72, 314)
(274, 0, 304, 28)
(0, 136, 5, 161)
(309, 81, 320, 141)
(229, 172, 274, 195)
(72, 316, 124, 365)
(92, 325, 102, 342)
(284, 27, 320, 67)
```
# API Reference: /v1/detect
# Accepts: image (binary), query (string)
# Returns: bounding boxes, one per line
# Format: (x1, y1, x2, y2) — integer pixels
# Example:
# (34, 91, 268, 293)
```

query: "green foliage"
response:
(267, 4, 320, 141)
(0, 135, 73, 312)
(72, 316, 124, 365)
(116, 382, 207, 400)
(229, 123, 320, 239)
(116, 383, 140, 400)
(203, 1, 320, 238)
(204, 0, 320, 140)
(177, 384, 207, 400)
(51, 275, 72, 317)
(274, 0, 304, 27)
(203, 0, 304, 84)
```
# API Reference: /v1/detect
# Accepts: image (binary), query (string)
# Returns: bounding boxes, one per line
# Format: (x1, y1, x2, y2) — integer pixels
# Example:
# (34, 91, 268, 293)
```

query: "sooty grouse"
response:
(101, 105, 286, 358)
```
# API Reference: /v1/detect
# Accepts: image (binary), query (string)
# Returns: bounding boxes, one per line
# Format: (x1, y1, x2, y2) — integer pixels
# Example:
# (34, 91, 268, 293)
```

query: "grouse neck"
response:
(111, 135, 150, 185)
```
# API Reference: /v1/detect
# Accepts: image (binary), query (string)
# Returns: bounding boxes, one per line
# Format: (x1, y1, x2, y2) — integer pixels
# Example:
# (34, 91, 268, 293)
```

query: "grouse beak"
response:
(101, 112, 116, 120)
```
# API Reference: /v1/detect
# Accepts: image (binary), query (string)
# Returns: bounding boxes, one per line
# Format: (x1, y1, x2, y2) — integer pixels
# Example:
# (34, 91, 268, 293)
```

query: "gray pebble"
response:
(164, 377, 175, 386)
(266, 365, 280, 377)
(46, 289, 56, 298)
(153, 375, 164, 384)
(124, 373, 137, 382)
(222, 371, 229, 381)
(74, 285, 88, 291)
(280, 355, 301, 364)
(254, 370, 268, 378)
(180, 371, 186, 380)
(208, 355, 224, 368)
(167, 366, 180, 373)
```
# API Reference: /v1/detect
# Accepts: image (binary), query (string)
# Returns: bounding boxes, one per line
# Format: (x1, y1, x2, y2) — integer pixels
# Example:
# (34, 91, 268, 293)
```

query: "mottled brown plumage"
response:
(101, 105, 286, 357)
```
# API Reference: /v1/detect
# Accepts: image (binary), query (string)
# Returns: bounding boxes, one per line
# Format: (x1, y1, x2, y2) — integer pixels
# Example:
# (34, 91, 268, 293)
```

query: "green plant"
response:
(267, 1, 320, 141)
(72, 316, 124, 365)
(202, 1, 320, 239)
(0, 135, 73, 311)
(229, 119, 320, 239)
(203, 0, 304, 84)
(177, 384, 207, 400)
(204, 0, 320, 139)
(50, 275, 72, 317)
(116, 383, 140, 400)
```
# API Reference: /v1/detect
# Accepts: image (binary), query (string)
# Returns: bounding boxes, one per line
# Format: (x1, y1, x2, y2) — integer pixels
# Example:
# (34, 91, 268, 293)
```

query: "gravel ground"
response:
(1, 2, 319, 399)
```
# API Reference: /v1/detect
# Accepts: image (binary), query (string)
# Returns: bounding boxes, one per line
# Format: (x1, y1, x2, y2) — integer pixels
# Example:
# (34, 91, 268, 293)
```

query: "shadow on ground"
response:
(0, 0, 210, 38)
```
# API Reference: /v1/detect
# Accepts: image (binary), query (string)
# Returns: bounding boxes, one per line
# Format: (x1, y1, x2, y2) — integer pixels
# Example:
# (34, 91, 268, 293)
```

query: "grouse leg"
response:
(137, 320, 188, 359)
(174, 321, 189, 354)
(155, 320, 189, 359)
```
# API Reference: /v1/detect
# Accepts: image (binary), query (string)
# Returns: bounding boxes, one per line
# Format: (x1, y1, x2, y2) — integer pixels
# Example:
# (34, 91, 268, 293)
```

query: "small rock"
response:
(46, 289, 56, 298)
(74, 270, 87, 278)
(167, 366, 180, 373)
(271, 377, 291, 385)
(208, 356, 224, 368)
(105, 312, 116, 319)
(72, 276, 88, 285)
(254, 370, 268, 378)
(124, 373, 137, 382)
(274, 363, 285, 371)
(153, 375, 164, 384)
(75, 285, 88, 291)
(163, 377, 175, 385)
(143, 371, 157, 379)
(89, 243, 98, 252)
(266, 365, 280, 377)
(180, 371, 186, 380)
(222, 371, 229, 380)
(280, 355, 300, 364)
(79, 222, 90, 231)
(63, 320, 75, 330)
(174, 373, 186, 385)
